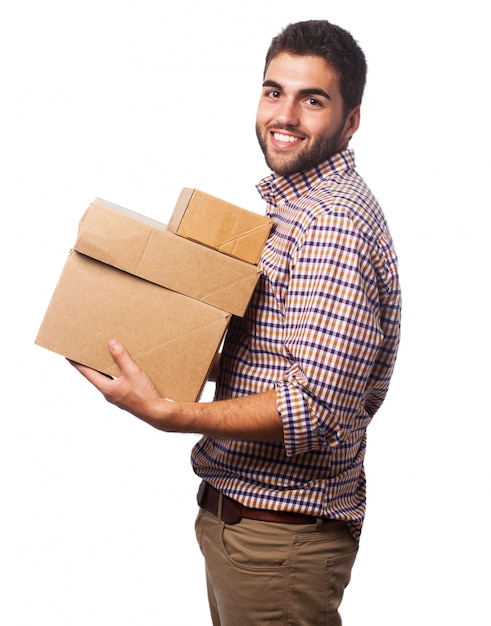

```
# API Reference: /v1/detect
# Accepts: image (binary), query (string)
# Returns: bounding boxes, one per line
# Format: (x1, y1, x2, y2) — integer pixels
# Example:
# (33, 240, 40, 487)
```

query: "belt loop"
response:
(315, 517, 324, 529)
(217, 490, 223, 522)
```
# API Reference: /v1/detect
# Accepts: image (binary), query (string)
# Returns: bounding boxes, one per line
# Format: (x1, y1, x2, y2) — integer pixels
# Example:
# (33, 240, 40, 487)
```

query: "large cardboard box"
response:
(75, 199, 261, 317)
(35, 251, 230, 402)
(35, 195, 268, 403)
(168, 188, 273, 264)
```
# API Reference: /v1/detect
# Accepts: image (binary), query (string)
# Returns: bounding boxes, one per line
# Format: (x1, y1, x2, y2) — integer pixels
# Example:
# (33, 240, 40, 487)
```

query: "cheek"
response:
(305, 112, 335, 134)
(255, 104, 271, 129)
(256, 97, 284, 127)
(309, 113, 345, 140)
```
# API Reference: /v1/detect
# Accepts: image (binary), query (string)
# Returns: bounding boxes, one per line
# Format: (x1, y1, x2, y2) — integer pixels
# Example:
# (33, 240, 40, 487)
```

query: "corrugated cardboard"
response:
(168, 188, 273, 264)
(75, 199, 261, 317)
(35, 250, 230, 402)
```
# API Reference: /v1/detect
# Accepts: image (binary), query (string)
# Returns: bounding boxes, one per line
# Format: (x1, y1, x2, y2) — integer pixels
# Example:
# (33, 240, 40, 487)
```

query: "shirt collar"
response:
(256, 148, 356, 212)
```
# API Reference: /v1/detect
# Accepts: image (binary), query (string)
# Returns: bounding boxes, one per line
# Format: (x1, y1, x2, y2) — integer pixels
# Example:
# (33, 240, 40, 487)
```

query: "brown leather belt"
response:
(197, 481, 320, 525)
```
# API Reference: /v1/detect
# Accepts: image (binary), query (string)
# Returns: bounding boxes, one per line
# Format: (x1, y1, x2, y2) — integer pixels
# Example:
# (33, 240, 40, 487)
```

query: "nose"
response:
(276, 97, 299, 126)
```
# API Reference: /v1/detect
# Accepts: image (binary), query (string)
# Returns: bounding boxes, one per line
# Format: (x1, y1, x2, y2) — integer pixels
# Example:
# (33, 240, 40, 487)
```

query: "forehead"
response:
(264, 52, 340, 93)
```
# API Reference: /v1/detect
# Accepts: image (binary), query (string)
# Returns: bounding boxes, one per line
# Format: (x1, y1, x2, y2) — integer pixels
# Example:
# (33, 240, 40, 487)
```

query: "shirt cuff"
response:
(275, 380, 343, 457)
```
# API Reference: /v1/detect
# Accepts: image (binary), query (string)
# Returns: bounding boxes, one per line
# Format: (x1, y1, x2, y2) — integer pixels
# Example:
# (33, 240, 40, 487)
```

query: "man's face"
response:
(255, 52, 358, 177)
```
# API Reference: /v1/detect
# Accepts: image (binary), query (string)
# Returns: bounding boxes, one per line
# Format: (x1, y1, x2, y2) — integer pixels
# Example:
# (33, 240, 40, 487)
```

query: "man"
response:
(71, 20, 401, 626)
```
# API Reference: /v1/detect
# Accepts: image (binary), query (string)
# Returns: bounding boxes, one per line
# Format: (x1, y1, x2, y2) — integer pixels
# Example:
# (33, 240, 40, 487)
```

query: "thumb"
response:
(107, 340, 136, 373)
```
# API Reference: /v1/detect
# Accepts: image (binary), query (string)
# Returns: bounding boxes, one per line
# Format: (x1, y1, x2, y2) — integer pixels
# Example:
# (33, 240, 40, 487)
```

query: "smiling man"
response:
(71, 20, 401, 626)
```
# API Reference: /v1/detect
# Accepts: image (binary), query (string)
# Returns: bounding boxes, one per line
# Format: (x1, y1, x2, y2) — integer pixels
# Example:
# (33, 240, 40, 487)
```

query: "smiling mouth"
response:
(273, 132, 299, 143)
(270, 131, 304, 148)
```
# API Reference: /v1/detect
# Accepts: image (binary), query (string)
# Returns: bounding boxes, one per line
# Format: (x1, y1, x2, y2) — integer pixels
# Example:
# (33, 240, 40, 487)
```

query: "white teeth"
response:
(273, 132, 298, 143)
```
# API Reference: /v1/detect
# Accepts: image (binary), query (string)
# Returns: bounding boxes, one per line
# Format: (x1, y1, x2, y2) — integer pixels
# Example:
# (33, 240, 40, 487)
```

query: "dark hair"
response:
(264, 20, 367, 114)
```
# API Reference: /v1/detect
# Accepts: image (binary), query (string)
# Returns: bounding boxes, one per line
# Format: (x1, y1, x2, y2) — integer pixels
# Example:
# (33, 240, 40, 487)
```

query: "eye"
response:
(265, 89, 281, 99)
(305, 97, 322, 107)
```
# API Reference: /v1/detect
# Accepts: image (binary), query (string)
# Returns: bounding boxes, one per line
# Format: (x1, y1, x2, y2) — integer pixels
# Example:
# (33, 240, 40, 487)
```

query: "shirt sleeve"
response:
(276, 209, 396, 457)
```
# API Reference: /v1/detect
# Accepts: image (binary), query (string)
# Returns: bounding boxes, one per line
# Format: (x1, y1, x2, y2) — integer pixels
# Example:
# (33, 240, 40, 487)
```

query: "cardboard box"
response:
(35, 250, 230, 402)
(75, 199, 261, 317)
(168, 188, 273, 264)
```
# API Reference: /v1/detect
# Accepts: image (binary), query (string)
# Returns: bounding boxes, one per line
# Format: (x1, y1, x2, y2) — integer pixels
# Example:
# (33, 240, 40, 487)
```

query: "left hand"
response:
(69, 339, 171, 423)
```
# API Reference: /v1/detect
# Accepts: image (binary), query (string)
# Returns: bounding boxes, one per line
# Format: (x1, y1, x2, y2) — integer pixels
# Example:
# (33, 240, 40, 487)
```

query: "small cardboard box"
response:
(168, 188, 273, 264)
(75, 199, 261, 317)
(35, 250, 230, 402)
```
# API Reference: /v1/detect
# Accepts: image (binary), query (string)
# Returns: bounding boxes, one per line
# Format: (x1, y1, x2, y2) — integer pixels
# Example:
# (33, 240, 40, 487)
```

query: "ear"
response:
(341, 105, 361, 143)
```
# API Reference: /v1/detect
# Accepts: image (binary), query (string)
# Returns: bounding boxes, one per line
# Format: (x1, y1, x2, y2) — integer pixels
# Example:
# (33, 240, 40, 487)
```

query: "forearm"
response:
(147, 388, 283, 442)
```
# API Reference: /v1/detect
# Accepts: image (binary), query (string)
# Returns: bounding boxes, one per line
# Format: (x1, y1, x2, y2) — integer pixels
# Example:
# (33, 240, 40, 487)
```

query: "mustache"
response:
(266, 124, 301, 134)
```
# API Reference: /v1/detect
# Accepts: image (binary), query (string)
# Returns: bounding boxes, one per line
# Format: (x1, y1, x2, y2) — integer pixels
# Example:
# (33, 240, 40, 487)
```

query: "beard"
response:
(255, 122, 346, 177)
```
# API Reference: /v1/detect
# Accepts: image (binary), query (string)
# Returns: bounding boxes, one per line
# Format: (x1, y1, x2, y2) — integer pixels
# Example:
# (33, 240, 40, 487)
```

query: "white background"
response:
(1, 1, 489, 624)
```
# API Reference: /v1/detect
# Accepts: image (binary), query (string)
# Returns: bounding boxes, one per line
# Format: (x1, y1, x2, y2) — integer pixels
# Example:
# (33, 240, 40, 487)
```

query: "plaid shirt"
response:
(191, 149, 401, 540)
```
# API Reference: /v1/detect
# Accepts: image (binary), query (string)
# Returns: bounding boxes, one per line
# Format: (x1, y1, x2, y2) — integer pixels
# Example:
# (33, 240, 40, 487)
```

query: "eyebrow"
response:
(262, 79, 332, 101)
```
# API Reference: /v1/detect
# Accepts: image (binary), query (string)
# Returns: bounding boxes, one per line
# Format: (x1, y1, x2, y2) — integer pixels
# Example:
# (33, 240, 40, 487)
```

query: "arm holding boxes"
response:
(64, 192, 281, 439)
(37, 191, 277, 436)
(65, 191, 281, 439)
(70, 339, 283, 441)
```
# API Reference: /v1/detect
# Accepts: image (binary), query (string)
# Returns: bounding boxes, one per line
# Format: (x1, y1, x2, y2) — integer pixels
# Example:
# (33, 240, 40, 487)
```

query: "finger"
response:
(68, 359, 115, 388)
(106, 340, 139, 376)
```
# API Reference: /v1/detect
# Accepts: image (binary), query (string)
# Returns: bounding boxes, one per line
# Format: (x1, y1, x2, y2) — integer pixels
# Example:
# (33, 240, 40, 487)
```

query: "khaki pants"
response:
(195, 505, 358, 626)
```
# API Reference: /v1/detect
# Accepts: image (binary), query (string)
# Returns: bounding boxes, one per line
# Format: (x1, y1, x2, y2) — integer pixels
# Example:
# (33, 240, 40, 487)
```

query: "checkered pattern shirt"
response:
(191, 149, 401, 541)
